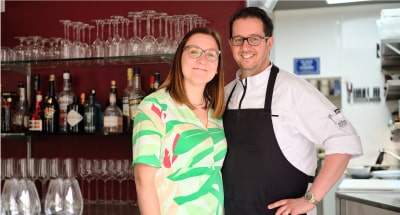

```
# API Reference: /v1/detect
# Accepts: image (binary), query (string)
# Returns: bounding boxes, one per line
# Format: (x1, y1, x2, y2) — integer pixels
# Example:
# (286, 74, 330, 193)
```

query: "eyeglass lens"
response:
(186, 45, 219, 61)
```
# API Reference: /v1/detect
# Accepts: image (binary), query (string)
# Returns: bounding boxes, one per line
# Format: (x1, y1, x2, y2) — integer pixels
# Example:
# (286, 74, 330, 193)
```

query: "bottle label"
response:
(44, 108, 56, 119)
(129, 97, 143, 120)
(103, 116, 119, 127)
(122, 97, 129, 117)
(67, 110, 83, 126)
(84, 112, 96, 132)
(29, 119, 43, 131)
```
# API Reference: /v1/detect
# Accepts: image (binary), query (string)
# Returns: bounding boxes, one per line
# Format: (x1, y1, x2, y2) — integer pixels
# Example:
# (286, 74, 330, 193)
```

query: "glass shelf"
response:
(1, 131, 132, 137)
(1, 54, 174, 72)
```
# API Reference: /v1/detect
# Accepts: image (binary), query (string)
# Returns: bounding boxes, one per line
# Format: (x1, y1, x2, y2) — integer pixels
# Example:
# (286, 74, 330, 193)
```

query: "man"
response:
(222, 7, 363, 215)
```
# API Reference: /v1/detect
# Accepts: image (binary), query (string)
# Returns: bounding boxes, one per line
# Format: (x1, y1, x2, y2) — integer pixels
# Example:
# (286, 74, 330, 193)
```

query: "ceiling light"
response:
(326, 0, 371, 4)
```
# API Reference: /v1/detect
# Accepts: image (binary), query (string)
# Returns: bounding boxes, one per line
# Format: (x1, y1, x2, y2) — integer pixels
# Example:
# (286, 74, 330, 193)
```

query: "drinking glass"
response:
(1, 178, 19, 214)
(49, 158, 62, 179)
(114, 159, 130, 204)
(18, 158, 28, 179)
(38, 158, 49, 202)
(63, 178, 84, 215)
(128, 11, 143, 56)
(13, 36, 27, 61)
(28, 158, 39, 182)
(154, 12, 169, 54)
(1, 47, 15, 62)
(98, 159, 114, 203)
(60, 20, 72, 59)
(141, 10, 156, 55)
(4, 158, 16, 179)
(91, 19, 105, 57)
(16, 178, 42, 215)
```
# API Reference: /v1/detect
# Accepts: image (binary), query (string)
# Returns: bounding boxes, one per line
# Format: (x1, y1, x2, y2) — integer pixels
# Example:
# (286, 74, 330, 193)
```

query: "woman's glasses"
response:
(184, 45, 220, 62)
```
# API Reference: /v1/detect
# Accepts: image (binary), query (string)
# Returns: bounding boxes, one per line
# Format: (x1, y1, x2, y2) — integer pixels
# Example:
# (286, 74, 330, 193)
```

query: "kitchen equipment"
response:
(372, 170, 400, 179)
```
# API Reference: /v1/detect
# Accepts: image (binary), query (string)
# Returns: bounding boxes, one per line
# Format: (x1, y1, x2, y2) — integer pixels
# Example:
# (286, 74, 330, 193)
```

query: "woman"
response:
(132, 27, 226, 215)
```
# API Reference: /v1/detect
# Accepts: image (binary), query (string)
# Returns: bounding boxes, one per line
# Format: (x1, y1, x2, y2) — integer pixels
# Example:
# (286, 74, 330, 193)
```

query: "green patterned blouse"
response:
(132, 88, 227, 215)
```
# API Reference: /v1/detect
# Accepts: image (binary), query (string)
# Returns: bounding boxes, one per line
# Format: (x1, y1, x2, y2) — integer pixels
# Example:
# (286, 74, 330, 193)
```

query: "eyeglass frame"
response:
(183, 45, 221, 62)
(230, 35, 269, 46)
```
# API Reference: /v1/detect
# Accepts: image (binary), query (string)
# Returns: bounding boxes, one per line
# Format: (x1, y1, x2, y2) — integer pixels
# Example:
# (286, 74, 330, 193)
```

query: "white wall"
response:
(272, 3, 400, 168)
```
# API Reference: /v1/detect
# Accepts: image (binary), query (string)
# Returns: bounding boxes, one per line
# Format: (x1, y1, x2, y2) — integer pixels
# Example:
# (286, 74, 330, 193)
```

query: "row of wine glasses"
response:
(2, 10, 209, 62)
(1, 157, 136, 205)
(77, 158, 135, 205)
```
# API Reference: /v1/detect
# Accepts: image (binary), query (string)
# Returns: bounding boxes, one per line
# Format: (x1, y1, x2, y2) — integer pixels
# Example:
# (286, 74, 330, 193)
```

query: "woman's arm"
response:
(134, 163, 161, 215)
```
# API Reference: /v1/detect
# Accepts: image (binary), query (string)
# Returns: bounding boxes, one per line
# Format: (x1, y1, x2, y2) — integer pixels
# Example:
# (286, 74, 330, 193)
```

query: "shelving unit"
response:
(1, 54, 174, 159)
(380, 39, 400, 101)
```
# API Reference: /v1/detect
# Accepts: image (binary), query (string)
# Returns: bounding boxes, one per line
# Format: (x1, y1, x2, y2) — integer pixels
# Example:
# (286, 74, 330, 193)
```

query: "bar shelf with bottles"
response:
(2, 63, 163, 138)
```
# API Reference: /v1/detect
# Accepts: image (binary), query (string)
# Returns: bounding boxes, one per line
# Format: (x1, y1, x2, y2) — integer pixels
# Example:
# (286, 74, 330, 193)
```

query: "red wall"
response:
(1, 0, 244, 86)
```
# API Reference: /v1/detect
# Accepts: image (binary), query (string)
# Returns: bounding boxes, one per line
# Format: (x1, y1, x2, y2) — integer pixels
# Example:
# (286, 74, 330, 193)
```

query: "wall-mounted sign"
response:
(294, 57, 320, 75)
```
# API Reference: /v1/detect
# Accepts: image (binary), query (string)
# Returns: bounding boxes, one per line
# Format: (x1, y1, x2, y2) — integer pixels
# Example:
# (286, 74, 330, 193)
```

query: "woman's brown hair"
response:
(160, 27, 225, 118)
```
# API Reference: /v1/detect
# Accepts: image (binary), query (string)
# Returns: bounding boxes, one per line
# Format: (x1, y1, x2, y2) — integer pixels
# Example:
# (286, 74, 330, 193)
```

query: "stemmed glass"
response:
(98, 159, 114, 203)
(128, 11, 143, 56)
(13, 36, 27, 61)
(141, 10, 156, 55)
(154, 12, 169, 54)
(92, 19, 105, 57)
(38, 158, 50, 205)
(114, 159, 130, 204)
(110, 16, 125, 57)
(27, 158, 39, 183)
(30, 36, 43, 60)
(60, 20, 72, 59)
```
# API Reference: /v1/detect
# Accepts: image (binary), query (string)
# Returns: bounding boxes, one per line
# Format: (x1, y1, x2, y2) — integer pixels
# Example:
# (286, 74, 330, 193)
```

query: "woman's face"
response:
(181, 33, 219, 89)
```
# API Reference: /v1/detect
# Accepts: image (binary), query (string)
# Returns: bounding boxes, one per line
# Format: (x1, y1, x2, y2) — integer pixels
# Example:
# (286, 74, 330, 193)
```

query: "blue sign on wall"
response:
(294, 57, 320, 75)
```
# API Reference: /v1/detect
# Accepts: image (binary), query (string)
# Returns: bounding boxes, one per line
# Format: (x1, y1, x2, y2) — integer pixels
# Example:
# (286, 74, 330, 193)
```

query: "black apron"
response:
(222, 65, 313, 215)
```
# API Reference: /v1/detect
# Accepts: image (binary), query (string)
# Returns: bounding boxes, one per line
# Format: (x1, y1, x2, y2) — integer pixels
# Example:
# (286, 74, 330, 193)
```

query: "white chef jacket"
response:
(225, 65, 363, 176)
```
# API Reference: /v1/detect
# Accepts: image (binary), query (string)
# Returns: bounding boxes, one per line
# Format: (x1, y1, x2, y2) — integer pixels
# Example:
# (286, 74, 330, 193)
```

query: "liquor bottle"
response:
(29, 90, 44, 132)
(84, 93, 98, 133)
(89, 89, 102, 132)
(1, 93, 12, 132)
(43, 74, 60, 133)
(129, 67, 145, 122)
(149, 75, 155, 94)
(11, 81, 29, 132)
(105, 80, 122, 110)
(103, 92, 123, 134)
(67, 95, 84, 133)
(58, 70, 75, 132)
(122, 68, 134, 132)
(29, 74, 41, 114)
(154, 72, 161, 90)
(149, 71, 161, 94)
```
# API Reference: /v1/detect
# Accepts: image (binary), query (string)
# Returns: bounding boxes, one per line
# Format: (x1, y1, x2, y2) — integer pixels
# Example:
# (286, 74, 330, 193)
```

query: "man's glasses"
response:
(230, 35, 269, 46)
(184, 45, 221, 62)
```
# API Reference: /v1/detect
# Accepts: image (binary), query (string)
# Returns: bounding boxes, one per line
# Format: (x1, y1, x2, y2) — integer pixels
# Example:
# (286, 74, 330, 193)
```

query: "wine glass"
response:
(16, 178, 42, 215)
(60, 20, 72, 59)
(27, 158, 39, 182)
(141, 10, 156, 55)
(4, 158, 16, 179)
(128, 11, 143, 56)
(29, 36, 43, 60)
(63, 178, 84, 215)
(13, 36, 27, 61)
(154, 12, 169, 54)
(114, 159, 129, 204)
(37, 158, 49, 203)
(92, 19, 105, 57)
(1, 178, 20, 214)
(98, 159, 114, 203)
